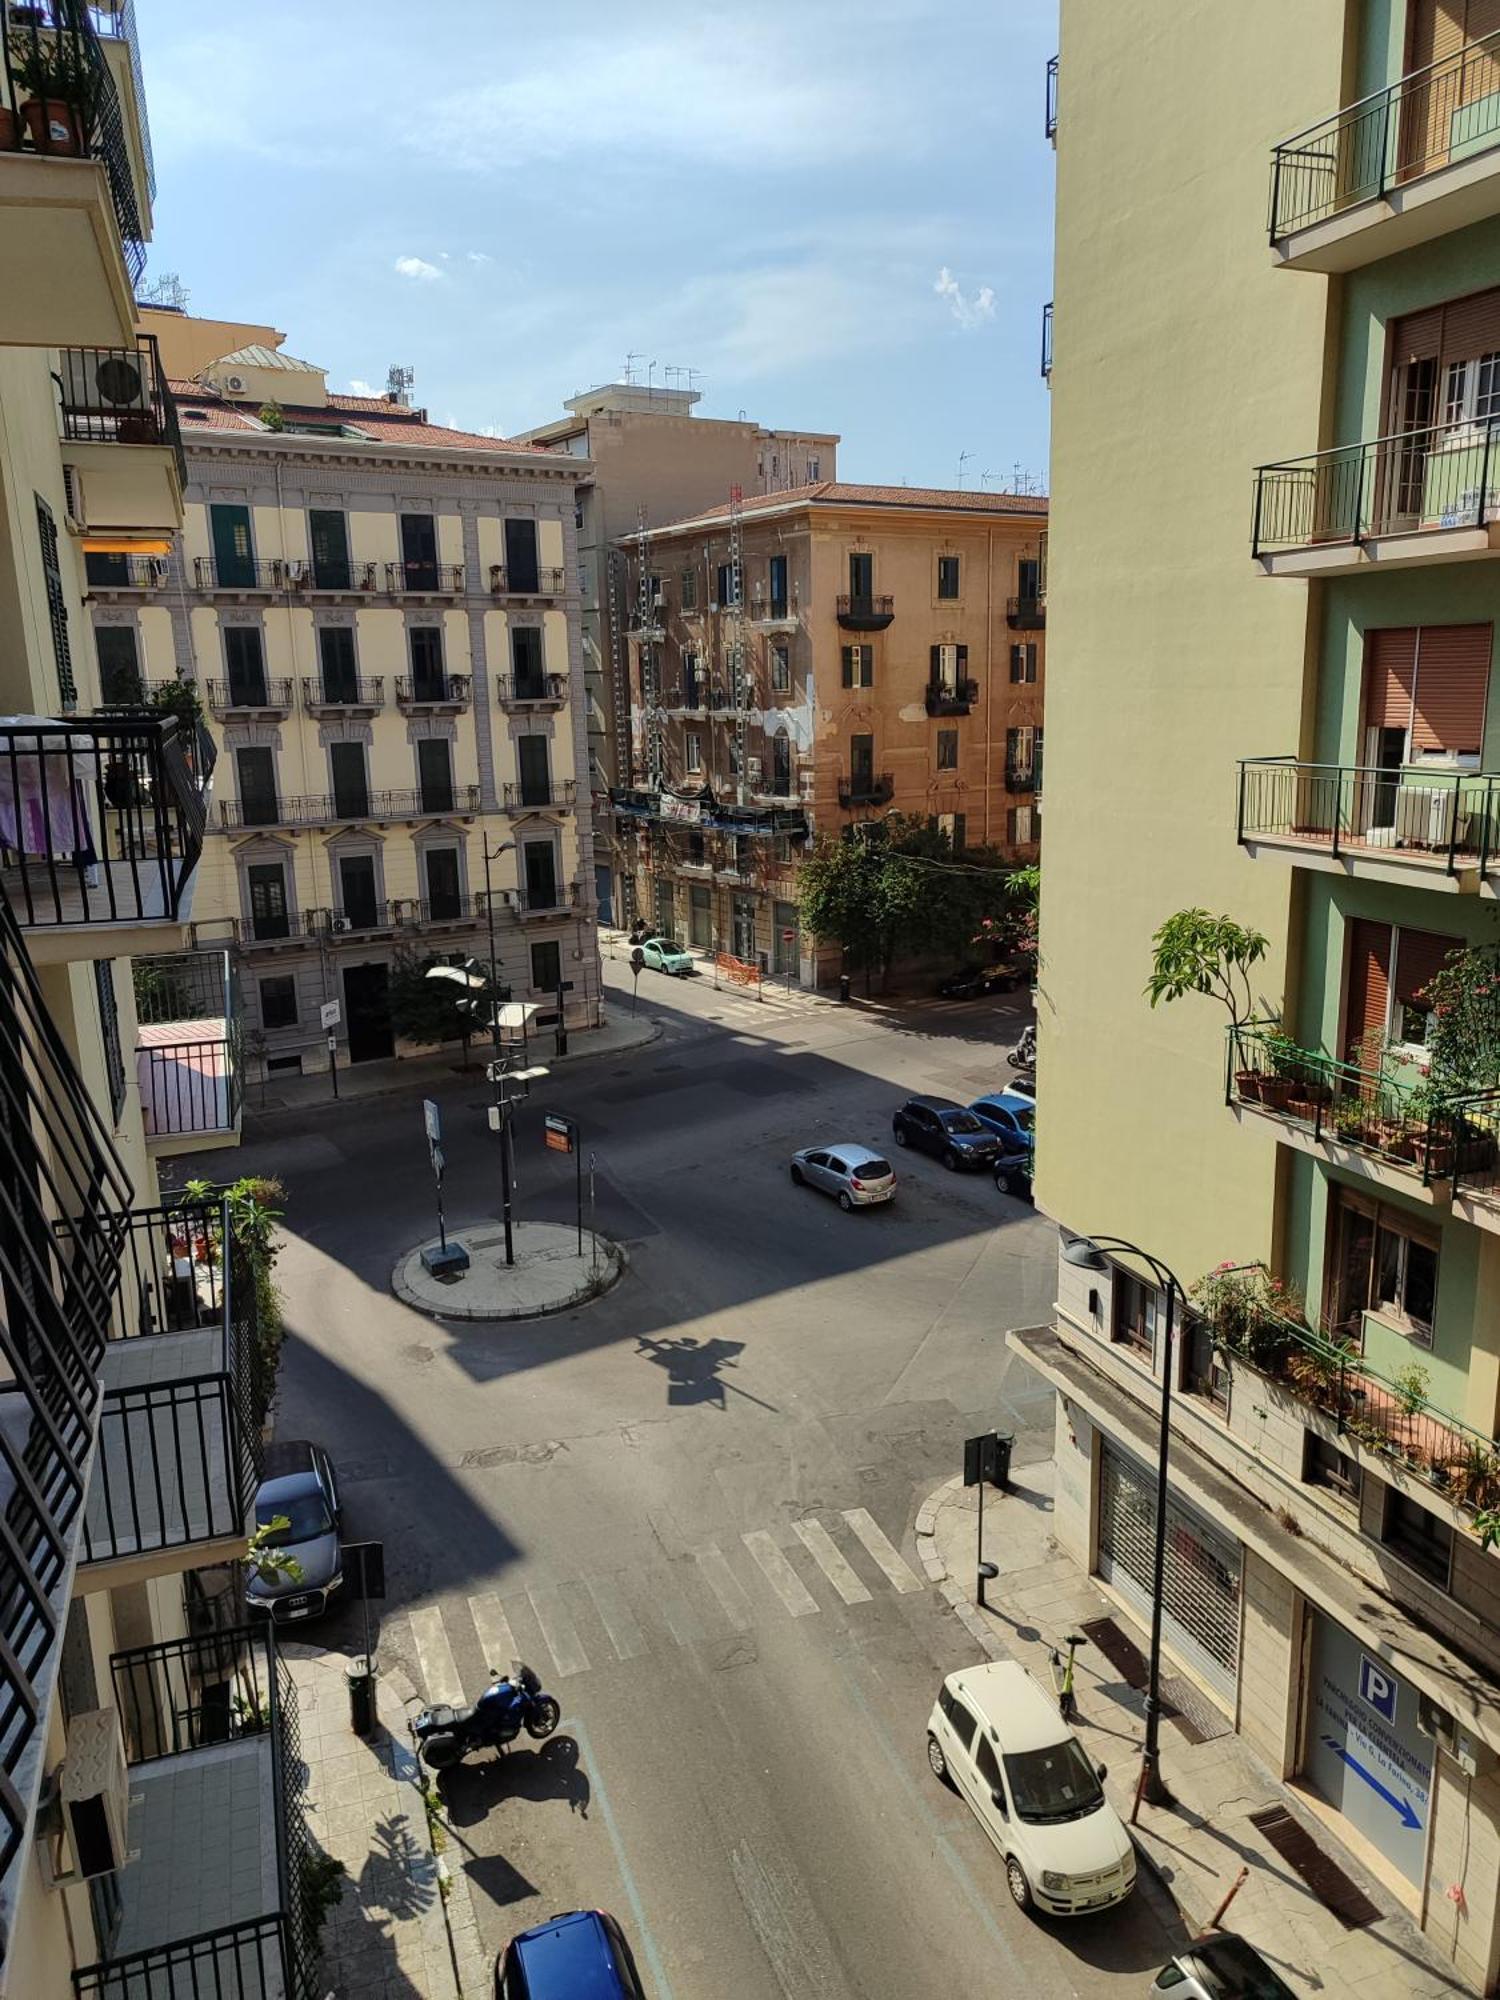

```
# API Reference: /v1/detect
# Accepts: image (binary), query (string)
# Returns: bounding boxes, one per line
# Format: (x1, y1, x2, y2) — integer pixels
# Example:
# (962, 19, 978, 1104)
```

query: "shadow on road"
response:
(634, 1333, 777, 1411)
(441, 1734, 593, 1826)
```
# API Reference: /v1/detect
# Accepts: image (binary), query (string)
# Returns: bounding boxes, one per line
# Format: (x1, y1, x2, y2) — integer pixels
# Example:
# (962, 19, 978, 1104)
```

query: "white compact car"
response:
(926, 1661, 1137, 1916)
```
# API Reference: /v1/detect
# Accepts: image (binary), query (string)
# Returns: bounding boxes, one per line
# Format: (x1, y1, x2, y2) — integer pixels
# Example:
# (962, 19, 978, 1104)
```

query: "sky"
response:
(135, 0, 1056, 491)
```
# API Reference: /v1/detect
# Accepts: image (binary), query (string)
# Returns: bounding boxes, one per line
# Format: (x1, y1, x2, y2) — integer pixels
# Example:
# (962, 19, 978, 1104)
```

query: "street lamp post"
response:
(1061, 1231, 1186, 1818)
(481, 839, 517, 1264)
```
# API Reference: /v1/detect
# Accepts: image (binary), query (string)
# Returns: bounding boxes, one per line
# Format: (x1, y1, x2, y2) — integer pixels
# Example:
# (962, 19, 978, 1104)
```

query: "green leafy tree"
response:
(183, 1174, 285, 1421)
(1422, 942, 1500, 1093)
(387, 949, 504, 1067)
(798, 832, 887, 984)
(1145, 909, 1269, 1036)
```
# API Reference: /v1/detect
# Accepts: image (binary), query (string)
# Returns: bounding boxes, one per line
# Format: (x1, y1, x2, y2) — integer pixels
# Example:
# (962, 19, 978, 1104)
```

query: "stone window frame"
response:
(518, 823, 565, 909)
(257, 972, 300, 1032)
(405, 716, 460, 794)
(319, 720, 375, 805)
(324, 823, 388, 916)
(234, 835, 299, 935)
(91, 608, 146, 700)
(411, 823, 470, 905)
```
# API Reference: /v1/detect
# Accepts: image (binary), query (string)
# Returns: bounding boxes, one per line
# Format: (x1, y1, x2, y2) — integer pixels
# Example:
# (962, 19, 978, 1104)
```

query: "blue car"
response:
(970, 1091, 1035, 1154)
(494, 1909, 646, 1999)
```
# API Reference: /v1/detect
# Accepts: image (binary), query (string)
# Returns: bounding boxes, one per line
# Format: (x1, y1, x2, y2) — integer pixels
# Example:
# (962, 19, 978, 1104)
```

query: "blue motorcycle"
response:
(412, 1661, 561, 1770)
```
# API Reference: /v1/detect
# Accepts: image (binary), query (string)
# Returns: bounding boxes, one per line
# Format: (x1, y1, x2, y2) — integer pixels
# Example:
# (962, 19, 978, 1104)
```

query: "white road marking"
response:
(467, 1591, 519, 1676)
(793, 1517, 873, 1605)
(841, 1507, 923, 1594)
(742, 1531, 819, 1617)
(409, 1604, 465, 1706)
(528, 1583, 591, 1678)
(694, 1545, 753, 1630)
(656, 1579, 706, 1648)
(587, 1575, 648, 1660)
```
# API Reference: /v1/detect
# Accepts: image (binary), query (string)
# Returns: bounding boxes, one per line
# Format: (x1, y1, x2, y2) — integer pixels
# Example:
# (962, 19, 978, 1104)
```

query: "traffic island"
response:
(392, 1220, 625, 1322)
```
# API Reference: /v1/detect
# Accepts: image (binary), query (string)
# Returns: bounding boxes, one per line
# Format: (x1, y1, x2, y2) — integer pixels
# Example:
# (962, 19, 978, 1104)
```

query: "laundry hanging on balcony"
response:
(0, 717, 100, 880)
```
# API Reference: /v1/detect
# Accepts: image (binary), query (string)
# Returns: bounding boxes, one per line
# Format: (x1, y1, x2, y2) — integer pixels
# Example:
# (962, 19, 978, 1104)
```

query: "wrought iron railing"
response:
(219, 785, 481, 830)
(838, 771, 894, 808)
(1237, 757, 1500, 872)
(1045, 52, 1058, 139)
(58, 336, 185, 486)
(503, 779, 576, 811)
(1253, 418, 1500, 554)
(192, 556, 279, 592)
(489, 564, 566, 596)
(395, 673, 471, 706)
(835, 593, 895, 621)
(497, 672, 566, 706)
(300, 674, 384, 709)
(926, 680, 978, 717)
(313, 902, 395, 935)
(84, 551, 166, 589)
(1270, 29, 1500, 239)
(133, 946, 234, 1026)
(396, 894, 474, 925)
(1005, 761, 1040, 793)
(386, 560, 464, 594)
(205, 677, 293, 714)
(0, 714, 208, 929)
(1041, 301, 1053, 379)
(236, 911, 308, 945)
(139, 1032, 240, 1138)
(288, 557, 381, 592)
(1006, 594, 1045, 627)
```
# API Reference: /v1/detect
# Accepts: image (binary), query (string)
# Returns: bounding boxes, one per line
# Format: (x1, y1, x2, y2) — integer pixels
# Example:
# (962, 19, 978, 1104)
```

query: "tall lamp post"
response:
(1061, 1231, 1186, 1817)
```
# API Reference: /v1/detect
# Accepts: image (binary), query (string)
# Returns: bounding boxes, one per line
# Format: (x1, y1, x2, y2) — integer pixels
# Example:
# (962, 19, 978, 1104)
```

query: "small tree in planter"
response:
(1190, 1262, 1304, 1373)
(1145, 908, 1270, 1093)
(1423, 943, 1500, 1094)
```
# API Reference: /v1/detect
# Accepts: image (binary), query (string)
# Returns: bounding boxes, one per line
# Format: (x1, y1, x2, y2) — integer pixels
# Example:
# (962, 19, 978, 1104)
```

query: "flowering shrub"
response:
(1190, 1261, 1306, 1370)
(1422, 943, 1500, 1094)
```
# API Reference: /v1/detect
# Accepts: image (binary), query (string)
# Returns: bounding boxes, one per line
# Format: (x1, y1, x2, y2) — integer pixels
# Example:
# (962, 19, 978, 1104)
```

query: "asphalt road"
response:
(196, 963, 1186, 1997)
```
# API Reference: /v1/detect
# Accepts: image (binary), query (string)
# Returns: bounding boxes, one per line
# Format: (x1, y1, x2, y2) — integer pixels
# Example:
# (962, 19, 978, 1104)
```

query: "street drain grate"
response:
(1248, 1805, 1381, 1928)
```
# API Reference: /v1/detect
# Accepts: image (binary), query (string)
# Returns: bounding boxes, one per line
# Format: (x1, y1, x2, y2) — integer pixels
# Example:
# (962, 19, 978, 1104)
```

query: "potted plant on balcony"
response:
(8, 20, 99, 155)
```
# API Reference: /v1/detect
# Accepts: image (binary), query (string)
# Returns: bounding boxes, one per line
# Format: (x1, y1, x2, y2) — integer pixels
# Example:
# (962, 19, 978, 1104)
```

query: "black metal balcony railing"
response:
(1269, 28, 1500, 241)
(395, 673, 471, 706)
(85, 551, 166, 590)
(0, 714, 209, 930)
(387, 561, 464, 595)
(504, 779, 576, 811)
(835, 593, 895, 629)
(1237, 757, 1500, 873)
(192, 556, 279, 592)
(1041, 301, 1053, 379)
(926, 679, 979, 717)
(1006, 762, 1039, 794)
(291, 557, 381, 592)
(838, 771, 894, 808)
(133, 946, 235, 1026)
(205, 678, 294, 715)
(219, 785, 481, 830)
(236, 911, 308, 946)
(299, 674, 384, 711)
(315, 902, 395, 935)
(140, 1032, 240, 1139)
(396, 894, 474, 925)
(490, 564, 567, 597)
(1253, 419, 1500, 555)
(1045, 52, 1058, 140)
(497, 672, 567, 707)
(0, 0, 146, 283)
(1006, 594, 1045, 629)
(58, 336, 185, 486)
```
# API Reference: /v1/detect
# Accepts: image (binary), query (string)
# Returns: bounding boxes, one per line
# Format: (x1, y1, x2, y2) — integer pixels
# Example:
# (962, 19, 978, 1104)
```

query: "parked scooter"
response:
(412, 1662, 561, 1770)
(1006, 1024, 1036, 1079)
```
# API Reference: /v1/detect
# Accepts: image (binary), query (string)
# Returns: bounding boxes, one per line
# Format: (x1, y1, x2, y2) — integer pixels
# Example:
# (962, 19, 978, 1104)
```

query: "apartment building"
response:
(87, 320, 600, 1070)
(1025, 4, 1500, 1987)
(615, 483, 1046, 983)
(514, 381, 838, 925)
(1, 7, 308, 1997)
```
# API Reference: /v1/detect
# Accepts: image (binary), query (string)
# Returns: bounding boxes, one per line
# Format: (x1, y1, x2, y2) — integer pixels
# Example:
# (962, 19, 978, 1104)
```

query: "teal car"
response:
(640, 934, 695, 977)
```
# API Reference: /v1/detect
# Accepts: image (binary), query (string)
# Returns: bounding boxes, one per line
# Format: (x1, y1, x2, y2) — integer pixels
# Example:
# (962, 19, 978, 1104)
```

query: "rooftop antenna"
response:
(386, 364, 415, 407)
(624, 351, 641, 386)
(980, 469, 1000, 489)
(687, 369, 702, 391)
(957, 450, 974, 489)
(647, 359, 658, 391)
(140, 271, 189, 310)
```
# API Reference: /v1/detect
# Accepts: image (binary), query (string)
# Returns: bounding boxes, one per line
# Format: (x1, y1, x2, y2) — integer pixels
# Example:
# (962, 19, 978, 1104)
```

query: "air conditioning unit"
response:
(330, 915, 352, 934)
(652, 590, 667, 609)
(62, 347, 148, 413)
(38, 1709, 131, 1887)
(224, 374, 247, 394)
(1394, 785, 1458, 849)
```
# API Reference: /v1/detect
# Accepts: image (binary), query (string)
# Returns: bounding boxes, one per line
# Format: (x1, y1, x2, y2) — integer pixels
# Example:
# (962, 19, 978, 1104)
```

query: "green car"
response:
(639, 934, 695, 977)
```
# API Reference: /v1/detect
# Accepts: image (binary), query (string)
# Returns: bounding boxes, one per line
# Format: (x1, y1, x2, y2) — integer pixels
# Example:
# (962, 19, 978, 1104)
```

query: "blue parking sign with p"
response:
(1359, 1655, 1397, 1722)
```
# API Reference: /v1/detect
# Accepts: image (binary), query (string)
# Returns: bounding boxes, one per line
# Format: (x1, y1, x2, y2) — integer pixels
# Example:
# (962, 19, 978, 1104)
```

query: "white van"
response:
(926, 1661, 1137, 1916)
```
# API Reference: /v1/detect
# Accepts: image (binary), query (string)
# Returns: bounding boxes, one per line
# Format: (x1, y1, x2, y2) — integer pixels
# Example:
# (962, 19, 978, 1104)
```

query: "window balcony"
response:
(1005, 760, 1040, 793)
(58, 335, 184, 531)
(299, 674, 384, 717)
(504, 779, 576, 812)
(192, 556, 282, 595)
(1252, 421, 1500, 576)
(750, 595, 798, 631)
(0, 0, 148, 347)
(926, 678, 978, 717)
(1041, 301, 1053, 381)
(1237, 757, 1500, 889)
(835, 593, 894, 632)
(75, 1624, 312, 2000)
(85, 550, 167, 591)
(284, 556, 382, 594)
(1270, 29, 1500, 272)
(837, 770, 894, 808)
(1006, 594, 1045, 630)
(497, 672, 567, 711)
(0, 713, 212, 959)
(394, 893, 475, 927)
(394, 672, 471, 712)
(1045, 52, 1058, 143)
(312, 901, 396, 937)
(490, 563, 566, 599)
(134, 947, 240, 1151)
(205, 677, 294, 718)
(490, 884, 577, 921)
(218, 786, 481, 831)
(386, 560, 464, 597)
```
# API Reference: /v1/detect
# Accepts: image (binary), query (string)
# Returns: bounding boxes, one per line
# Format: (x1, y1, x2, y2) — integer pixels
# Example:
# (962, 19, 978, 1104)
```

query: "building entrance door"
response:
(342, 962, 394, 1063)
(1302, 1611, 1432, 1888)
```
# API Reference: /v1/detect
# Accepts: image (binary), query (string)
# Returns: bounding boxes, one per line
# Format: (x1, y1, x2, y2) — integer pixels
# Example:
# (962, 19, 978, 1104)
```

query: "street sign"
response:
(781, 928, 795, 944)
(320, 1000, 341, 1030)
(342, 1540, 386, 1601)
(544, 1113, 574, 1155)
(423, 1099, 442, 1144)
(963, 1431, 1011, 1488)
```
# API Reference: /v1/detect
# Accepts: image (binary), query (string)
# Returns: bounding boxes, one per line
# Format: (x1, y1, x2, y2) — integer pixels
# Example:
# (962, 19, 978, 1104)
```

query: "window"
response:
(849, 552, 874, 600)
(974, 1737, 1002, 1794)
(681, 568, 698, 610)
(1361, 625, 1490, 765)
(841, 645, 874, 688)
(424, 846, 462, 919)
(338, 854, 379, 927)
(1017, 556, 1041, 601)
(930, 642, 967, 690)
(685, 731, 702, 774)
(937, 1685, 978, 1750)
(1329, 1191, 1438, 1346)
(246, 862, 289, 940)
(1007, 726, 1036, 782)
(36, 497, 76, 708)
(95, 626, 142, 704)
(715, 562, 738, 608)
(94, 961, 125, 1121)
(409, 625, 445, 695)
(681, 650, 702, 706)
(1376, 1221, 1438, 1336)
(850, 733, 875, 793)
(399, 512, 438, 588)
(807, 455, 820, 481)
(209, 502, 255, 587)
(225, 626, 267, 705)
(1302, 1431, 1360, 1503)
(235, 747, 278, 827)
(771, 644, 791, 693)
(937, 728, 958, 771)
(308, 509, 351, 588)
(1182, 1320, 1230, 1412)
(318, 626, 358, 702)
(937, 555, 960, 599)
(523, 839, 559, 910)
(512, 625, 546, 697)
(416, 738, 454, 813)
(768, 554, 788, 618)
(1010, 642, 1038, 683)
(1112, 1270, 1157, 1357)
(1382, 1488, 1453, 1587)
(1342, 919, 1460, 1058)
(952, 812, 966, 854)
(1441, 352, 1500, 434)
(771, 733, 792, 796)
(1008, 804, 1035, 845)
(259, 975, 298, 1030)
(329, 742, 369, 818)
(516, 735, 551, 806)
(531, 940, 562, 992)
(504, 518, 540, 593)
(266, 1053, 303, 1075)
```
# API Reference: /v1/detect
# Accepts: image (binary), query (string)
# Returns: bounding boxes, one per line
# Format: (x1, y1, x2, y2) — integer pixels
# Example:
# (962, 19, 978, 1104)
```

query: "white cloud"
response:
(394, 255, 443, 283)
(934, 266, 995, 330)
(467, 251, 492, 266)
(347, 379, 378, 397)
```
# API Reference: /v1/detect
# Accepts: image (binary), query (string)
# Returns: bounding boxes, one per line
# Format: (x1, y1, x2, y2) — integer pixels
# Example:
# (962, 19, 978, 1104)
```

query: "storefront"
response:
(1301, 1611, 1432, 1889)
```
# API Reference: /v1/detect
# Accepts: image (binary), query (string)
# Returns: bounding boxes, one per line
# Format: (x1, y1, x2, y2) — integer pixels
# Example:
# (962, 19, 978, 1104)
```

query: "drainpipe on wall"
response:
(984, 525, 994, 846)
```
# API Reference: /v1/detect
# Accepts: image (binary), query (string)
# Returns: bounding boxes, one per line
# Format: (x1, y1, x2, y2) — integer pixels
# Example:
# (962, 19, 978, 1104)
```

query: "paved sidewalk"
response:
(916, 1464, 1468, 2000)
(285, 1644, 489, 2000)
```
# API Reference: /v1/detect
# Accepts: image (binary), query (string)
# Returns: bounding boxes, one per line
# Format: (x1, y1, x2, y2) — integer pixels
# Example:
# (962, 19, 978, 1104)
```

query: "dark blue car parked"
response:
(494, 1909, 647, 1999)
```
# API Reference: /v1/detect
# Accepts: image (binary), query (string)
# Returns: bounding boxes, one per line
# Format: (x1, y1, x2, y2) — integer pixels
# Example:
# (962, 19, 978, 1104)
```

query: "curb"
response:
(392, 1231, 629, 1323)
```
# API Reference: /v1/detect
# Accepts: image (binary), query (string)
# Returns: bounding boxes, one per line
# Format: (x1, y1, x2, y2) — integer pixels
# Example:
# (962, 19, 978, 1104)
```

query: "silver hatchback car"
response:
(790, 1143, 896, 1210)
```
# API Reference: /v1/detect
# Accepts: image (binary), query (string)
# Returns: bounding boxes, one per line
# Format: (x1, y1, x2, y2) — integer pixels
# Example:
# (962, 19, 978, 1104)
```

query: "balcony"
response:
(490, 563, 566, 599)
(0, 0, 147, 347)
(838, 770, 894, 809)
(312, 901, 397, 937)
(1045, 52, 1058, 142)
(0, 714, 211, 958)
(75, 1624, 313, 2000)
(218, 786, 481, 831)
(1270, 30, 1500, 272)
(232, 911, 309, 949)
(134, 948, 241, 1151)
(1005, 761, 1040, 794)
(300, 673, 383, 717)
(387, 559, 464, 597)
(285, 555, 382, 594)
(835, 593, 894, 632)
(58, 336, 183, 531)
(504, 779, 576, 812)
(1006, 594, 1045, 630)
(750, 595, 798, 631)
(497, 671, 567, 711)
(84, 550, 167, 592)
(205, 676, 294, 719)
(1041, 301, 1053, 381)
(65, 1195, 261, 1569)
(491, 883, 576, 922)
(1237, 757, 1500, 888)
(394, 893, 476, 927)
(191, 555, 277, 594)
(395, 672, 471, 712)
(1252, 421, 1500, 576)
(926, 678, 978, 717)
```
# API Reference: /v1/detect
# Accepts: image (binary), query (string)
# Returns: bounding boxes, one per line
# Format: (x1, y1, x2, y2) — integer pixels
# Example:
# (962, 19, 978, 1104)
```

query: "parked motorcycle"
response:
(1006, 1025, 1036, 1074)
(412, 1661, 561, 1770)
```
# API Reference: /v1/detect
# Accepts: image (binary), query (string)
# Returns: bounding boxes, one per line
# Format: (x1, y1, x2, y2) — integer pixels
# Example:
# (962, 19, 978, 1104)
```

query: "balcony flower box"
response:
(1234, 1069, 1263, 1103)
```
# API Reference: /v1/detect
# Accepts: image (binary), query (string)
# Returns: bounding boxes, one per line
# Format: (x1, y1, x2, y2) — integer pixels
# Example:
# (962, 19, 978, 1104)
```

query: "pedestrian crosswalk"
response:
(396, 1510, 926, 1705)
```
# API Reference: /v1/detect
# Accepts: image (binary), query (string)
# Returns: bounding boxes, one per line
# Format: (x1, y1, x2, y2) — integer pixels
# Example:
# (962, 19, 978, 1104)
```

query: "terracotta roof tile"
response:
(166, 381, 547, 455)
(656, 481, 1048, 530)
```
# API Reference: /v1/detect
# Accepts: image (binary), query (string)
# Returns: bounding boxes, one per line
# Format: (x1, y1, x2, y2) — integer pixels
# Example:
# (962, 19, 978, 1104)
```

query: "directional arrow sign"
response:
(1320, 1735, 1422, 1830)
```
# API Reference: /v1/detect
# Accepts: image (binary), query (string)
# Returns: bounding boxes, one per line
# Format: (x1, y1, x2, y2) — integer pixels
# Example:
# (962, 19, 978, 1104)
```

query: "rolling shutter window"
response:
(1391, 306, 1445, 367)
(1390, 289, 1500, 392)
(842, 646, 856, 688)
(1411, 624, 1491, 753)
(1362, 628, 1419, 730)
(1407, 2, 1467, 71)
(1344, 919, 1393, 1051)
(1394, 928, 1461, 1009)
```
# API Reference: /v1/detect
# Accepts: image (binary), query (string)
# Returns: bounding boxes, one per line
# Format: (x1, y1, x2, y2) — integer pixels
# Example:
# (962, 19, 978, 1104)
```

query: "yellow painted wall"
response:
(1036, 0, 1344, 1280)
(138, 310, 285, 381)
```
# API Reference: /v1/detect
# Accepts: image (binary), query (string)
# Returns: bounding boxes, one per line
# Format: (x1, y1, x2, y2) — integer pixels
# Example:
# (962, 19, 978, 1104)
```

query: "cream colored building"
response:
(1024, 3, 1500, 1989)
(90, 320, 600, 1068)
